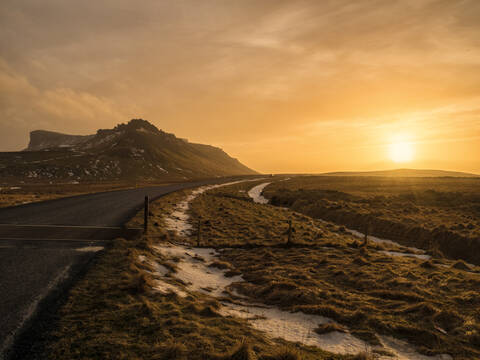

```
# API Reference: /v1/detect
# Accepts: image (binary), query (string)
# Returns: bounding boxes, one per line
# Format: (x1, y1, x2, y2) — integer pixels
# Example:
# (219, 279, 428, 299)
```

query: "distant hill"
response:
(0, 119, 257, 183)
(321, 169, 480, 178)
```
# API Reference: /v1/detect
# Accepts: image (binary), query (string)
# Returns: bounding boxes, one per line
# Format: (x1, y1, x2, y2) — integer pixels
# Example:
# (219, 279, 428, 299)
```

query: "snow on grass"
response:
(378, 336, 452, 360)
(248, 182, 271, 204)
(154, 244, 242, 297)
(153, 242, 367, 354)
(164, 179, 261, 237)
(153, 242, 452, 359)
(218, 303, 365, 355)
(347, 229, 431, 258)
(153, 279, 188, 298)
(379, 250, 431, 260)
(156, 180, 452, 358)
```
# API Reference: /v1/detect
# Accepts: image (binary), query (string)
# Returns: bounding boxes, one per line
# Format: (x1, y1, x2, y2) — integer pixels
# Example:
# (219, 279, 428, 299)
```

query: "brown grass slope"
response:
(0, 119, 256, 183)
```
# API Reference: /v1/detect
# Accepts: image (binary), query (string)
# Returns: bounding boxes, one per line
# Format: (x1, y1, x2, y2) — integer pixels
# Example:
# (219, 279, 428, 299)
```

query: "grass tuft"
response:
(259, 347, 301, 360)
(314, 322, 348, 334)
(211, 339, 258, 360)
(155, 341, 187, 360)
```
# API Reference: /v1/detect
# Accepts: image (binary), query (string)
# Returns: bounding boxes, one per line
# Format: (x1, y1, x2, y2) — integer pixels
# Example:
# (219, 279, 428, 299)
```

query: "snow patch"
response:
(136, 127, 151, 134)
(165, 179, 260, 237)
(152, 242, 451, 359)
(154, 244, 242, 297)
(153, 243, 365, 355)
(156, 181, 451, 358)
(218, 303, 364, 355)
(153, 280, 188, 297)
(248, 182, 271, 204)
(378, 336, 452, 360)
(347, 229, 428, 255)
(380, 250, 431, 260)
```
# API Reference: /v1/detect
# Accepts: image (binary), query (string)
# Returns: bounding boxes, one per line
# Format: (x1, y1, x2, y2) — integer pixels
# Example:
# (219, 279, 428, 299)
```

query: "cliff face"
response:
(26, 130, 94, 151)
(2, 119, 257, 182)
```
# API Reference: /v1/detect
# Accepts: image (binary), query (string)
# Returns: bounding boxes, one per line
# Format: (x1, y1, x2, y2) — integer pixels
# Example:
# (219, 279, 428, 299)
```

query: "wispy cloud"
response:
(0, 0, 479, 172)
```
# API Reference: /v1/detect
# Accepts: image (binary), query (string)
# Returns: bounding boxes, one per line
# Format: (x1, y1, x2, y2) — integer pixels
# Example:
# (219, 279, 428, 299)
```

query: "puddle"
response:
(248, 182, 271, 204)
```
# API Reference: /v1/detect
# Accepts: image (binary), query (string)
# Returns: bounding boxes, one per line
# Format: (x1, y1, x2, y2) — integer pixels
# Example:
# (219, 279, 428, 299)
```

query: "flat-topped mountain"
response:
(0, 119, 256, 182)
(26, 130, 95, 151)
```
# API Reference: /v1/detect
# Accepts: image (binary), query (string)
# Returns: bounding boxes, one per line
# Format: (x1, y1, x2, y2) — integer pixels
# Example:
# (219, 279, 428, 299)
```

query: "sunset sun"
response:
(389, 141, 414, 163)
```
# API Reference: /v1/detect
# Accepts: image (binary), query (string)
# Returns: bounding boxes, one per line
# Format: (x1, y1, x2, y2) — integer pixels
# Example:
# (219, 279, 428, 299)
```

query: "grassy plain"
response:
(36, 186, 347, 360)
(264, 176, 480, 265)
(34, 180, 480, 359)
(183, 181, 480, 358)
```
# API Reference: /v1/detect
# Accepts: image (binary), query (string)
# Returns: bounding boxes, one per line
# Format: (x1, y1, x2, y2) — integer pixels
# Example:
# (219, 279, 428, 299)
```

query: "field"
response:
(37, 186, 346, 360)
(264, 176, 480, 265)
(38, 179, 480, 359)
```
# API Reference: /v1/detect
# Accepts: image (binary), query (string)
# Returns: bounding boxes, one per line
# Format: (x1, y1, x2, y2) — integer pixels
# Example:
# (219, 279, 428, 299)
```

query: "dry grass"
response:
(35, 179, 480, 359)
(180, 182, 480, 359)
(35, 197, 348, 360)
(264, 176, 480, 265)
(39, 235, 276, 359)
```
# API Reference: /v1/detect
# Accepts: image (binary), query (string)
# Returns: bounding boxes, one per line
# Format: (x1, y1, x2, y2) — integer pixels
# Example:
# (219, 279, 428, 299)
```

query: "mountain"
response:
(321, 169, 480, 178)
(26, 130, 94, 151)
(0, 119, 256, 183)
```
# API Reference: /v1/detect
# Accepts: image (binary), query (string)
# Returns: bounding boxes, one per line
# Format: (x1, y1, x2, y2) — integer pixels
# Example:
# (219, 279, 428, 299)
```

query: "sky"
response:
(1, 0, 479, 174)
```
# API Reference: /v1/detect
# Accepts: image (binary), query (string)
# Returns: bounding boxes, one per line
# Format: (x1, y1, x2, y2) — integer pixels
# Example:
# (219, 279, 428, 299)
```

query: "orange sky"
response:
(1, 0, 479, 174)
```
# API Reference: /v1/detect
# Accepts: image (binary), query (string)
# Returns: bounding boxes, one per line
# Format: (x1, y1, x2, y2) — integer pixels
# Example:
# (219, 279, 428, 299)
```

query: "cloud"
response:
(0, 0, 479, 172)
(0, 59, 126, 149)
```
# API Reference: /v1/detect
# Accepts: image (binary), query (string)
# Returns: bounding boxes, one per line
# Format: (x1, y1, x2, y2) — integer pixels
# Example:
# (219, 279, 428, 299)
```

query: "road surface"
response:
(0, 180, 235, 226)
(0, 177, 246, 359)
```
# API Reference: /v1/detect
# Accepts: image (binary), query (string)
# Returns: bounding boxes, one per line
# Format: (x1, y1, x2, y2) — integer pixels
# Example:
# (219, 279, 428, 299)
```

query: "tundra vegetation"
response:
(264, 176, 480, 266)
(36, 179, 479, 359)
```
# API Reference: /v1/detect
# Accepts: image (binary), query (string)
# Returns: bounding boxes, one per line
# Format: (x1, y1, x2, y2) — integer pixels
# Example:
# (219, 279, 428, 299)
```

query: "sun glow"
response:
(389, 141, 414, 163)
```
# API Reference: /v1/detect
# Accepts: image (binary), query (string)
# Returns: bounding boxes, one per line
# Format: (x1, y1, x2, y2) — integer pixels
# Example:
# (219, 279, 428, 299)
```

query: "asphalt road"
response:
(0, 179, 233, 226)
(0, 177, 247, 359)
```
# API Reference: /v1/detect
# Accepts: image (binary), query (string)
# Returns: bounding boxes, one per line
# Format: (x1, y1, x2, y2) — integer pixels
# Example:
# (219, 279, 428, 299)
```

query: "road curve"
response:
(0, 178, 245, 226)
(0, 177, 254, 359)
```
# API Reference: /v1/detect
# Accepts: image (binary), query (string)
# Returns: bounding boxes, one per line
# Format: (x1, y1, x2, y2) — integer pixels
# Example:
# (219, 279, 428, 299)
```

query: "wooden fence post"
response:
(144, 195, 149, 234)
(287, 219, 292, 245)
(363, 223, 369, 246)
(197, 220, 202, 246)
